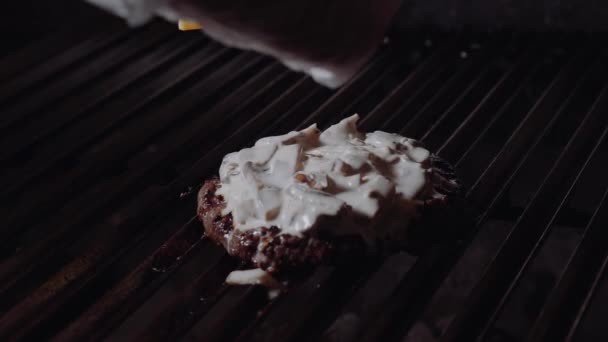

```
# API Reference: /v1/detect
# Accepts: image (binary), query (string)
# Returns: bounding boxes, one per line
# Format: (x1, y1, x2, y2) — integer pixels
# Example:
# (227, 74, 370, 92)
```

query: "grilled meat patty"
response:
(197, 154, 463, 273)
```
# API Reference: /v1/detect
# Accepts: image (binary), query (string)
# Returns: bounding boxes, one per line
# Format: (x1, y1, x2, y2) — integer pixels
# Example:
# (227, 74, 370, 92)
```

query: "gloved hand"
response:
(86, 0, 402, 88)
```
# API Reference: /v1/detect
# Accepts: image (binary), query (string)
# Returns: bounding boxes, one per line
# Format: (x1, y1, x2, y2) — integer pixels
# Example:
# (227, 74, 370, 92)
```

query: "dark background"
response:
(0, 1, 121, 56)
(394, 0, 608, 31)
(1, 0, 606, 55)
(2, 0, 607, 42)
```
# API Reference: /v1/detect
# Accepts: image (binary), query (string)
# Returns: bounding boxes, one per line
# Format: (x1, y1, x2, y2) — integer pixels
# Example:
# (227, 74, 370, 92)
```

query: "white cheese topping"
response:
(216, 114, 435, 240)
(226, 269, 283, 296)
(225, 269, 281, 287)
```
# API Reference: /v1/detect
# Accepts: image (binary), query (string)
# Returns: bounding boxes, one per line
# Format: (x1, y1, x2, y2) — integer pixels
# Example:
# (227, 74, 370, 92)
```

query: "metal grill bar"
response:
(465, 43, 588, 204)
(568, 267, 608, 341)
(0, 44, 235, 287)
(0, 31, 97, 83)
(379, 45, 473, 133)
(0, 25, 176, 137)
(89, 80, 324, 342)
(443, 56, 545, 165)
(184, 286, 269, 342)
(287, 38, 520, 342)
(527, 180, 608, 341)
(294, 49, 394, 131)
(0, 56, 292, 339)
(0, 58, 294, 336)
(130, 253, 236, 342)
(0, 43, 230, 199)
(0, 44, 306, 339)
(176, 77, 317, 179)
(359, 38, 461, 131)
(339, 61, 412, 118)
(50, 218, 214, 341)
(0, 33, 205, 162)
(317, 39, 534, 342)
(435, 46, 541, 159)
(398, 38, 502, 138)
(0, 27, 131, 105)
(402, 36, 580, 342)
(421, 40, 536, 150)
(240, 262, 382, 342)
(483, 57, 608, 340)
(566, 198, 608, 341)
(1, 52, 263, 234)
(0, 43, 232, 291)
(0, 23, 171, 126)
(454, 43, 574, 172)
(477, 90, 608, 341)
(441, 69, 608, 341)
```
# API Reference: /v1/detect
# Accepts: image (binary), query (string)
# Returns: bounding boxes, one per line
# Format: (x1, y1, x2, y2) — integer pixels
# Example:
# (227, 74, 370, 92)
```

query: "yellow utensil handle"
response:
(178, 20, 202, 31)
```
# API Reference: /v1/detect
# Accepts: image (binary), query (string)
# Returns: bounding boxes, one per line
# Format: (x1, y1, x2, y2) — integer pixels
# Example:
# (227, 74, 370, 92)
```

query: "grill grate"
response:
(2, 21, 608, 342)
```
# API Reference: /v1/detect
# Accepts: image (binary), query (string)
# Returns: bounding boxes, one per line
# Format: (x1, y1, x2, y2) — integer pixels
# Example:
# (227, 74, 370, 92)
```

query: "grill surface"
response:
(2, 21, 608, 342)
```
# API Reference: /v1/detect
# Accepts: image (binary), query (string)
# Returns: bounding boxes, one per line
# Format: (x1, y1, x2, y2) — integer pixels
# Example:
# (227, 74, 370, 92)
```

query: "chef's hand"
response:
(169, 0, 402, 87)
(86, 0, 402, 87)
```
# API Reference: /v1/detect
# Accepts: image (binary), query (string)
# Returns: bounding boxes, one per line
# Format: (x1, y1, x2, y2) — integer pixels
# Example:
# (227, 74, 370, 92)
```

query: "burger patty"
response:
(197, 154, 463, 273)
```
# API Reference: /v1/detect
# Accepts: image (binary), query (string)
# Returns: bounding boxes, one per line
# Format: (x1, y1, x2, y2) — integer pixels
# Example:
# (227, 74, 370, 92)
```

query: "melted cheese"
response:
(216, 114, 435, 240)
